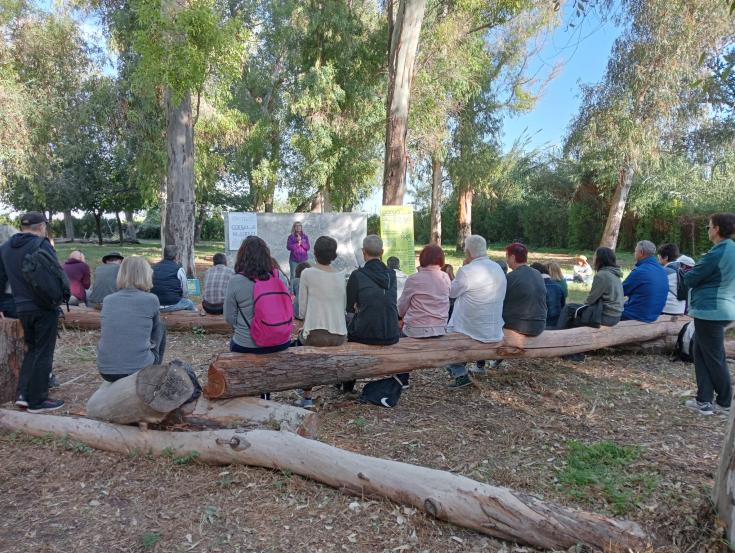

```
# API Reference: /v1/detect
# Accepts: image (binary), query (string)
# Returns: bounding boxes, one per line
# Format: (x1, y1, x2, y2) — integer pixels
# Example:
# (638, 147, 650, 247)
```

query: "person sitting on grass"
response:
(398, 244, 451, 389)
(341, 235, 399, 393)
(292, 261, 311, 320)
(88, 252, 123, 310)
(445, 235, 506, 388)
(546, 261, 568, 300)
(531, 262, 565, 329)
(224, 236, 292, 400)
(572, 255, 594, 284)
(151, 245, 196, 313)
(387, 256, 408, 299)
(63, 250, 91, 306)
(297, 236, 347, 408)
(202, 253, 234, 315)
(97, 256, 166, 382)
(621, 240, 669, 322)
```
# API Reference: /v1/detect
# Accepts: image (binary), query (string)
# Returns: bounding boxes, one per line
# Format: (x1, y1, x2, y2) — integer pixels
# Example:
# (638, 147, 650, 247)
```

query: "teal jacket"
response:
(684, 239, 735, 321)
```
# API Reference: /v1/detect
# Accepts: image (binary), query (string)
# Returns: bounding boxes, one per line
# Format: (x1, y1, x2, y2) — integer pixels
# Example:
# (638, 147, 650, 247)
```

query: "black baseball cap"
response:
(102, 252, 124, 263)
(20, 211, 47, 226)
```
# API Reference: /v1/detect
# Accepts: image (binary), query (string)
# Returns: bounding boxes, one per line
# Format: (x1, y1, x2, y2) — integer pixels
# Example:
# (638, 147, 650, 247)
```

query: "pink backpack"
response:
(240, 270, 293, 347)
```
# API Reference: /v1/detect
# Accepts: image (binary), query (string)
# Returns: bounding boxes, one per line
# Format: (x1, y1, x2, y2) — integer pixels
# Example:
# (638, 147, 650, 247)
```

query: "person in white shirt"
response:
(387, 256, 408, 299)
(445, 234, 507, 388)
(297, 235, 347, 408)
(658, 243, 691, 315)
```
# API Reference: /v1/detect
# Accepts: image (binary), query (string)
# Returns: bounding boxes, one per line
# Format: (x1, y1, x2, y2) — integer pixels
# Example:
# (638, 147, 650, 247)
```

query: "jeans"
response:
(17, 310, 58, 406)
(229, 339, 290, 354)
(160, 298, 196, 313)
(693, 318, 733, 407)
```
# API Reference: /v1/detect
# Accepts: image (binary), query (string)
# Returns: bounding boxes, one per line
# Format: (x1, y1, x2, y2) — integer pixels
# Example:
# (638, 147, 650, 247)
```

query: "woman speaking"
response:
(286, 221, 310, 281)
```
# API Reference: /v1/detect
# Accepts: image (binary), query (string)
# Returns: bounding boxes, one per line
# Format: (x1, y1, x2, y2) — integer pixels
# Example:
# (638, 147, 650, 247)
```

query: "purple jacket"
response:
(287, 233, 310, 263)
(63, 258, 91, 302)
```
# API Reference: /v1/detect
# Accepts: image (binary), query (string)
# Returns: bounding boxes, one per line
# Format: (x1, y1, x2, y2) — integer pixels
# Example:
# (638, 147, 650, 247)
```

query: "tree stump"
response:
(0, 318, 24, 404)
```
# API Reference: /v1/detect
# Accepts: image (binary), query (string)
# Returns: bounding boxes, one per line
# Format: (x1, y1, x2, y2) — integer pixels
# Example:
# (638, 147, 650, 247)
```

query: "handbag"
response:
(574, 300, 604, 328)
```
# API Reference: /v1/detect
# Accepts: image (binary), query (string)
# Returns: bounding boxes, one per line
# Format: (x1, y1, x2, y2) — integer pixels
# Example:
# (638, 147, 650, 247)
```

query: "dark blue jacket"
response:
(543, 277, 565, 328)
(622, 256, 669, 323)
(0, 233, 59, 313)
(151, 259, 183, 306)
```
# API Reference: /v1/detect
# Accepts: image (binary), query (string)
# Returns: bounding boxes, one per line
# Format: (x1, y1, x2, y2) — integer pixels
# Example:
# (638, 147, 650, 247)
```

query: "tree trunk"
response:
(165, 90, 196, 277)
(185, 397, 318, 438)
(204, 316, 688, 399)
(86, 361, 195, 425)
(430, 154, 442, 245)
(381, 0, 427, 206)
(0, 318, 24, 404)
(194, 203, 207, 244)
(0, 410, 648, 549)
(159, 176, 167, 251)
(714, 398, 735, 545)
(599, 160, 635, 249)
(61, 305, 236, 333)
(63, 210, 75, 241)
(115, 212, 125, 245)
(124, 210, 137, 241)
(93, 212, 103, 245)
(456, 184, 472, 251)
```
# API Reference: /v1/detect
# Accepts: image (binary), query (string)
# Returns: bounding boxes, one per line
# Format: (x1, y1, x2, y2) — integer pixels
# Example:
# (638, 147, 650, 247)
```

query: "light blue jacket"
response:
(684, 239, 735, 321)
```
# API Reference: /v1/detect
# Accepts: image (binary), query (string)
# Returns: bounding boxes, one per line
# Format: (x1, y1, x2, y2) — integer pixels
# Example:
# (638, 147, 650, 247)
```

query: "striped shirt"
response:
(203, 264, 234, 305)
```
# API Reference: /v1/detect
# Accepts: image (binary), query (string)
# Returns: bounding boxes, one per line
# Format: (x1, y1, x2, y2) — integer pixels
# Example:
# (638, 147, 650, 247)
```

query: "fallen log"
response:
(86, 361, 195, 424)
(205, 315, 688, 399)
(0, 409, 648, 550)
(60, 306, 232, 334)
(0, 318, 24, 404)
(184, 397, 318, 438)
(714, 398, 735, 546)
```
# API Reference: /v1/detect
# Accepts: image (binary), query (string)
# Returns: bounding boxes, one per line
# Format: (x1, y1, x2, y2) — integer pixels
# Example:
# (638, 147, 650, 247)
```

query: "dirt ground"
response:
(0, 328, 731, 553)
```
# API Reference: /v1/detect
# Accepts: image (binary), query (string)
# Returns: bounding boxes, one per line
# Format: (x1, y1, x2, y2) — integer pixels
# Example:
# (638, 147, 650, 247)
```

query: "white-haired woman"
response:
(97, 256, 166, 382)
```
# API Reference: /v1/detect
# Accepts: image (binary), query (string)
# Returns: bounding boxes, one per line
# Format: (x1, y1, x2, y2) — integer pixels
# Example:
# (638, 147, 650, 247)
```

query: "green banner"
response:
(380, 205, 415, 275)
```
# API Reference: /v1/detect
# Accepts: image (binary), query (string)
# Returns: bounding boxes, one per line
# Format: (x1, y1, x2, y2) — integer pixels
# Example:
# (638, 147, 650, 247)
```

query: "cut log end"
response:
(203, 365, 227, 398)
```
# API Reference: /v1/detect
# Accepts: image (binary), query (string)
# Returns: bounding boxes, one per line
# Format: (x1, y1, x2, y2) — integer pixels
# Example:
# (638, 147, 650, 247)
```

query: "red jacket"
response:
(63, 258, 91, 301)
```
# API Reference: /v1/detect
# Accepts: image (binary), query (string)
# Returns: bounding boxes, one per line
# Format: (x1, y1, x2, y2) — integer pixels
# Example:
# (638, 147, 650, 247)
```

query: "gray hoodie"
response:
(584, 266, 624, 320)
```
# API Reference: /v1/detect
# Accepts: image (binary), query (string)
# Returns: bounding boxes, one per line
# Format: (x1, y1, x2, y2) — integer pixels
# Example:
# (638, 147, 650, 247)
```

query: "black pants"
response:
(17, 309, 58, 406)
(693, 318, 733, 407)
(202, 301, 223, 315)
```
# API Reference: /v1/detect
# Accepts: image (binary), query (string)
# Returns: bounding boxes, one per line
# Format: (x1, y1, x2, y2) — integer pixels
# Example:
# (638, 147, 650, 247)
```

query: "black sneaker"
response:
(15, 395, 28, 408)
(448, 375, 471, 389)
(260, 393, 271, 401)
(685, 399, 714, 416)
(27, 399, 65, 413)
(48, 373, 60, 388)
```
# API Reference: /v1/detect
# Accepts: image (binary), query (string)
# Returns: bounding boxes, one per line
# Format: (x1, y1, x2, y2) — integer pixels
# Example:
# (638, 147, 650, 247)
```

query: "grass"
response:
(557, 440, 658, 515)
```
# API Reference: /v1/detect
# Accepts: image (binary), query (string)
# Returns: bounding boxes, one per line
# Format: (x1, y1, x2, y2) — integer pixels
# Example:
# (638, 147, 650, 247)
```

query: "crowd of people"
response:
(0, 211, 733, 417)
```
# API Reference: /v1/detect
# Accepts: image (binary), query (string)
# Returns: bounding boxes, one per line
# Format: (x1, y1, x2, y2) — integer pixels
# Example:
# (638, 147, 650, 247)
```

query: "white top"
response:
(177, 267, 189, 297)
(394, 269, 408, 299)
(299, 266, 348, 339)
(447, 256, 506, 343)
(663, 262, 686, 315)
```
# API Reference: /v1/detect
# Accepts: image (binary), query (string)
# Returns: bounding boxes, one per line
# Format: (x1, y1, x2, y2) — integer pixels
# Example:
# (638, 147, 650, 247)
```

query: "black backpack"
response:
(673, 321, 695, 362)
(21, 240, 71, 310)
(674, 265, 689, 302)
(359, 376, 403, 408)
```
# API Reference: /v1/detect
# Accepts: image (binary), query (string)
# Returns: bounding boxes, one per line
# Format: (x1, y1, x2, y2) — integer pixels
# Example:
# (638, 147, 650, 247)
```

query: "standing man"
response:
(0, 212, 66, 412)
(621, 240, 669, 322)
(151, 245, 196, 312)
(88, 251, 124, 310)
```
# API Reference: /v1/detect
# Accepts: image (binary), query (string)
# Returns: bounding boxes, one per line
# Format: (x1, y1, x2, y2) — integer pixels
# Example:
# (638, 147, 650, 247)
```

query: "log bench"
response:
(205, 315, 691, 399)
(60, 306, 233, 333)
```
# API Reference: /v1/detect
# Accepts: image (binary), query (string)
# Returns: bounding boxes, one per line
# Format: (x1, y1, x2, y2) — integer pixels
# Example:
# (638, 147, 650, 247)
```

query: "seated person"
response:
(343, 235, 400, 392)
(63, 250, 91, 306)
(387, 256, 408, 299)
(503, 243, 547, 337)
(202, 253, 234, 315)
(557, 247, 624, 330)
(398, 244, 451, 388)
(657, 243, 687, 315)
(88, 252, 124, 310)
(292, 261, 311, 320)
(546, 261, 568, 300)
(297, 236, 346, 408)
(151, 245, 196, 312)
(531, 262, 565, 328)
(622, 240, 669, 322)
(445, 235, 506, 388)
(224, 236, 292, 400)
(572, 255, 594, 283)
(97, 256, 166, 382)
(0, 225, 16, 318)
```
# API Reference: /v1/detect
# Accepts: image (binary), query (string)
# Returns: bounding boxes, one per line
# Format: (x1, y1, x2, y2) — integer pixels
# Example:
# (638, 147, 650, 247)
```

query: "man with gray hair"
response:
(151, 245, 196, 312)
(445, 234, 507, 388)
(621, 240, 669, 322)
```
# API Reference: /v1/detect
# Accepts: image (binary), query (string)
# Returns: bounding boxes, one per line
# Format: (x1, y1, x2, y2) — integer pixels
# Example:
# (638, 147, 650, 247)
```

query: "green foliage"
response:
(141, 532, 161, 550)
(558, 440, 658, 515)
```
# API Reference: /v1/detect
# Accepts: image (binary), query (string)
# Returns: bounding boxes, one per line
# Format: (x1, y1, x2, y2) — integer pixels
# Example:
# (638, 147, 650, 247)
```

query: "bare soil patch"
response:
(0, 329, 730, 552)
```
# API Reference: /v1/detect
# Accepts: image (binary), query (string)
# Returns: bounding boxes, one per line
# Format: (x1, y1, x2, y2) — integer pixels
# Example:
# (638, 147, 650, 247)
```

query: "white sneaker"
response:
(685, 399, 714, 416)
(715, 403, 731, 416)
